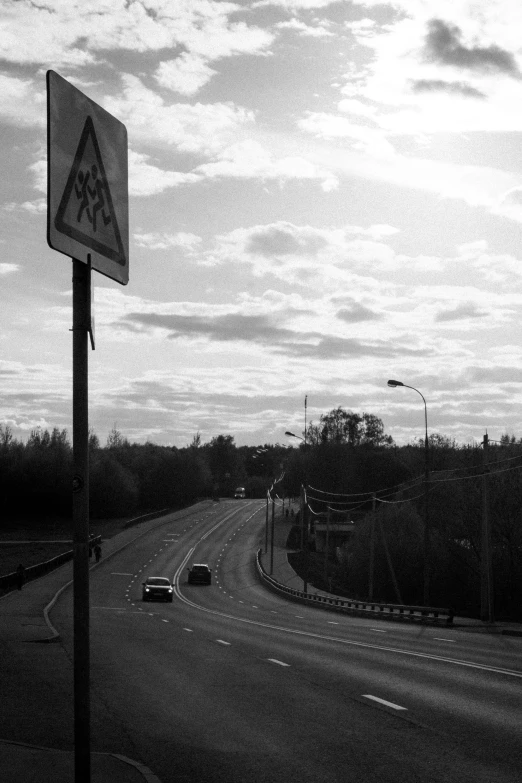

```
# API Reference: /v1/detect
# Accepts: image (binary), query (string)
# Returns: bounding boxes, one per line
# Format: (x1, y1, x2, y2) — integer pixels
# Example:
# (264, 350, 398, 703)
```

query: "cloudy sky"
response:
(2, 0, 522, 448)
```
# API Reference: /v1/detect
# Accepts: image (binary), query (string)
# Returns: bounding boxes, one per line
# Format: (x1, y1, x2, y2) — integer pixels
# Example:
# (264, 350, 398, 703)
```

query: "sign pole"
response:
(72, 257, 91, 782)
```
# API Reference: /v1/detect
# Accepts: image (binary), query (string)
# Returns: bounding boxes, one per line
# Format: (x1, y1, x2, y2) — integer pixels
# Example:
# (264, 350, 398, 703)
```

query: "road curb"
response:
(0, 738, 163, 783)
(112, 753, 164, 783)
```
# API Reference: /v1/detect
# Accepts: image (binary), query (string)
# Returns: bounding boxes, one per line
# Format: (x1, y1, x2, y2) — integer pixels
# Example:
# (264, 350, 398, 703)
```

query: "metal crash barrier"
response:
(256, 549, 454, 626)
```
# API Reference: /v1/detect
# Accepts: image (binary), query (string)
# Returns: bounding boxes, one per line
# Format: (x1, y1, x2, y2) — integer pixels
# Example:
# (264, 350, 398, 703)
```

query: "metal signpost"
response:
(47, 70, 128, 783)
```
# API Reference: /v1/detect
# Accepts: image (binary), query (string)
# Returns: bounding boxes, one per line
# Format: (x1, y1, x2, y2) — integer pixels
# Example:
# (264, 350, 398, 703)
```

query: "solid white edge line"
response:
(363, 695, 407, 711)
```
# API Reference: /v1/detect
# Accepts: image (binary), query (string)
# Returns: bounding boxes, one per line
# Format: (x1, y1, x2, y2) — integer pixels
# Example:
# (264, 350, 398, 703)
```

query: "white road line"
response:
(268, 659, 290, 667)
(183, 628, 193, 632)
(216, 639, 231, 645)
(363, 695, 407, 711)
(370, 629, 386, 633)
(161, 619, 169, 623)
(327, 621, 339, 625)
(434, 638, 455, 642)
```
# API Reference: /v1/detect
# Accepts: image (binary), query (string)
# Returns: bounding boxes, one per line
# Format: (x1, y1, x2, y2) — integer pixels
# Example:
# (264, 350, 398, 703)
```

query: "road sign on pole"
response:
(46, 70, 129, 783)
(47, 70, 129, 285)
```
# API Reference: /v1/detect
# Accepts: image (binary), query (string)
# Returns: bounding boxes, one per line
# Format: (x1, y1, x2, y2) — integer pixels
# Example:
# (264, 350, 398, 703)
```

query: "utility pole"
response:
(423, 424, 430, 607)
(481, 433, 494, 622)
(369, 493, 376, 601)
(265, 493, 269, 554)
(270, 493, 275, 575)
(301, 485, 309, 593)
(324, 506, 330, 585)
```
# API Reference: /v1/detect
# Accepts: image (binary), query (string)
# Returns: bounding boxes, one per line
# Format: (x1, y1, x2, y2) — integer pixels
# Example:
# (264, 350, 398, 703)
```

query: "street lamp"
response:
(387, 378, 430, 606)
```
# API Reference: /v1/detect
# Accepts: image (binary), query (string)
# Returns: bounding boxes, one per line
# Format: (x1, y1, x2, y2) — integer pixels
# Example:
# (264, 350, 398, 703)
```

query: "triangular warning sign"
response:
(54, 116, 126, 266)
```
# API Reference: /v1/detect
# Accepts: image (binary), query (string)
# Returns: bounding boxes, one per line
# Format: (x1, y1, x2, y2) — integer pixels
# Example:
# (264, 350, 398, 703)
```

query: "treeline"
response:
(0, 425, 290, 520)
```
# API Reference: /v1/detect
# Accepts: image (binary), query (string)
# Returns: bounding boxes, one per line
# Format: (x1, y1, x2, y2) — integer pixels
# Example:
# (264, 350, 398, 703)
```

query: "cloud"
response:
(298, 112, 397, 159)
(155, 53, 217, 96)
(3, 199, 46, 215)
(424, 18, 520, 77)
(276, 19, 333, 37)
(410, 79, 486, 98)
(245, 223, 328, 257)
(128, 150, 200, 196)
(0, 1, 273, 67)
(120, 306, 431, 363)
(133, 232, 202, 251)
(0, 74, 45, 127)
(194, 140, 338, 191)
(336, 302, 383, 323)
(0, 263, 20, 275)
(106, 75, 254, 156)
(254, 0, 337, 7)
(435, 302, 488, 322)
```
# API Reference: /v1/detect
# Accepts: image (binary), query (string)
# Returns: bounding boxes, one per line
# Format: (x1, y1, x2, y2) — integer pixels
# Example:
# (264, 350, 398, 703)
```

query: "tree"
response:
(306, 407, 393, 447)
(189, 432, 202, 449)
(106, 426, 129, 449)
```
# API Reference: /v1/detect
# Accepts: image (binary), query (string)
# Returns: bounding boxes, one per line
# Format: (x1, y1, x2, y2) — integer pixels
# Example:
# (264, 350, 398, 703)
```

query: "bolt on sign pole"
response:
(47, 70, 128, 783)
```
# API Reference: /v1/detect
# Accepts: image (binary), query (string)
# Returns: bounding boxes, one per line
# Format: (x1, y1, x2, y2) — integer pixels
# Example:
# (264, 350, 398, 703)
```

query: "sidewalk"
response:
(0, 503, 214, 783)
(260, 517, 522, 636)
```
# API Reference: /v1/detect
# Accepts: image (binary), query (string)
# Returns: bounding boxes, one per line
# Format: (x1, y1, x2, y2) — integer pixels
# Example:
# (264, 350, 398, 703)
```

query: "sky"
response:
(2, 0, 522, 449)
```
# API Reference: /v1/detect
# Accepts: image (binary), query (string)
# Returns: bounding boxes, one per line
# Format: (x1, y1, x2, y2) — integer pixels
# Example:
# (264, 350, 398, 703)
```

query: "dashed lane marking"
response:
(363, 695, 407, 711)
(216, 639, 231, 645)
(434, 638, 455, 642)
(268, 659, 290, 667)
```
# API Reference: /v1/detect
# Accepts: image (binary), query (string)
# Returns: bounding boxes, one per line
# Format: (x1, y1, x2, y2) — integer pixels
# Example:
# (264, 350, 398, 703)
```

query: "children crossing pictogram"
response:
(54, 116, 126, 266)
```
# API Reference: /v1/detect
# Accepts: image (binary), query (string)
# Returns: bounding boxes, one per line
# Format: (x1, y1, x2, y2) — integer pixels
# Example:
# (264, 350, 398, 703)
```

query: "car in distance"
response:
(142, 576, 173, 602)
(234, 486, 246, 499)
(187, 563, 212, 585)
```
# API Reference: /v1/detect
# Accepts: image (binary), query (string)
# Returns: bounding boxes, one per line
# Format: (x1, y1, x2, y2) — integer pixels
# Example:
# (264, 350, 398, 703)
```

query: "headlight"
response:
(145, 587, 150, 592)
(168, 587, 173, 592)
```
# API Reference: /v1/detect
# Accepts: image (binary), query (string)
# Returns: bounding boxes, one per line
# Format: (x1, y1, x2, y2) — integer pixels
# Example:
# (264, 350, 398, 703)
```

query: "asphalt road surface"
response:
(51, 500, 522, 783)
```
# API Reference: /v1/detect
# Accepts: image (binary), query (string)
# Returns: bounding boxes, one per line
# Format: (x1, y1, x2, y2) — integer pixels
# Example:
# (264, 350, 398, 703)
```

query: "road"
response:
(51, 500, 522, 783)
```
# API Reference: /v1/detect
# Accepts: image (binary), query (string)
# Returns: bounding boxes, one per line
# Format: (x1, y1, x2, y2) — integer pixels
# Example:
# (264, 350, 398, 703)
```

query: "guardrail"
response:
(0, 507, 173, 595)
(0, 534, 102, 593)
(256, 549, 454, 626)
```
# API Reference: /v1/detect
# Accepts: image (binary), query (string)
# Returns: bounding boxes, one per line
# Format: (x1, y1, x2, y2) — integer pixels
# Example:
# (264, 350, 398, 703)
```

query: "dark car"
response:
(187, 564, 212, 585)
(142, 576, 173, 602)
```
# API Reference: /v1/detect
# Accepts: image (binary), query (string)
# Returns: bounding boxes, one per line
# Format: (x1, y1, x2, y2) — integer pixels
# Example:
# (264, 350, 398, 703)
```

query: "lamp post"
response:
(285, 429, 309, 592)
(387, 379, 430, 606)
